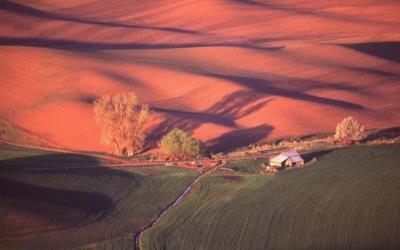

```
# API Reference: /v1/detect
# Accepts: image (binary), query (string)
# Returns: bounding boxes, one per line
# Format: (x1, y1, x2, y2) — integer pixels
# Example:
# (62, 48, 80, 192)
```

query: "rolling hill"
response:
(141, 143, 400, 250)
(1, 0, 400, 152)
(0, 144, 196, 249)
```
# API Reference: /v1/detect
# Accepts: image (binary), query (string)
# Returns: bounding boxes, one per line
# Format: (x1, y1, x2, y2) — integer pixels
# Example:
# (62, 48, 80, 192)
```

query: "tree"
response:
(159, 128, 202, 159)
(94, 92, 151, 156)
(334, 116, 365, 144)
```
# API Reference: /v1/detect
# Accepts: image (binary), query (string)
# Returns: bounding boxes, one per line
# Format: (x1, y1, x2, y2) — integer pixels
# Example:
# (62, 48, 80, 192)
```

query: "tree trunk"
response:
(113, 141, 122, 156)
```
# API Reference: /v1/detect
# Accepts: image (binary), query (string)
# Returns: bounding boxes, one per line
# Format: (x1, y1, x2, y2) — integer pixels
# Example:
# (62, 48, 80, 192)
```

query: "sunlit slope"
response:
(1, 0, 400, 151)
(142, 144, 400, 250)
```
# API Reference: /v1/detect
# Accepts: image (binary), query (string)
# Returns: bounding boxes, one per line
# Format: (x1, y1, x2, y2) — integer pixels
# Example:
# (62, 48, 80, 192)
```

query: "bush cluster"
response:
(159, 128, 202, 159)
(335, 116, 365, 144)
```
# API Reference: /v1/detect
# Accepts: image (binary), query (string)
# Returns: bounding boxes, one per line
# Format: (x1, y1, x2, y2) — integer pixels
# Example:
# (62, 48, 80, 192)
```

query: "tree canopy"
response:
(334, 116, 365, 144)
(94, 92, 151, 156)
(159, 128, 202, 158)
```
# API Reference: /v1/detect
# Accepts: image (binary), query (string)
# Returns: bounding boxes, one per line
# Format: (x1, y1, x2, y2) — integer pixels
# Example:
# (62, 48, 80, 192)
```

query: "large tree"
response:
(94, 92, 151, 156)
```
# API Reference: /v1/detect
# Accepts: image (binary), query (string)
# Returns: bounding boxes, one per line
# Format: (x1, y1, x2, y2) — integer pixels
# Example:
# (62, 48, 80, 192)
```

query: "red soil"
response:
(1, 0, 400, 152)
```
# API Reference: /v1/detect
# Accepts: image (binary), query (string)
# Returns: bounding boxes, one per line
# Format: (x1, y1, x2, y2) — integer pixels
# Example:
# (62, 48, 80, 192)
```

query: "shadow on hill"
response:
(207, 124, 274, 152)
(363, 126, 400, 142)
(198, 72, 365, 110)
(0, 37, 283, 52)
(97, 69, 150, 88)
(232, 0, 396, 26)
(152, 89, 270, 128)
(0, 152, 104, 170)
(128, 55, 366, 110)
(342, 42, 400, 63)
(0, 152, 144, 231)
(301, 149, 334, 162)
(0, 175, 114, 222)
(347, 66, 400, 78)
(146, 90, 271, 150)
(0, 152, 141, 181)
(1, 0, 202, 35)
(153, 107, 237, 128)
(0, 37, 355, 111)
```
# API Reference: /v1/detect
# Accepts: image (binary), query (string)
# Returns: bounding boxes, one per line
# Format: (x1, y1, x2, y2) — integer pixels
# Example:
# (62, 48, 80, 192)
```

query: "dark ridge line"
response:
(1, 0, 203, 35)
(153, 107, 238, 128)
(0, 37, 285, 51)
(341, 41, 400, 63)
(231, 0, 400, 27)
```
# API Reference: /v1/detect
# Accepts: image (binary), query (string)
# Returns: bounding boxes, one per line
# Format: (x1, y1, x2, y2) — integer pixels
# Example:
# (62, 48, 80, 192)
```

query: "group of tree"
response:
(94, 92, 367, 157)
(94, 92, 201, 157)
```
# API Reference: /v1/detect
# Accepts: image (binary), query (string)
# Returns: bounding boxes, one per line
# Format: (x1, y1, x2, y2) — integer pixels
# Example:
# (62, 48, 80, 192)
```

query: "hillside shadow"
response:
(363, 126, 400, 142)
(0, 37, 284, 51)
(126, 55, 366, 110)
(0, 153, 139, 180)
(342, 42, 400, 63)
(0, 175, 114, 222)
(146, 90, 270, 149)
(0, 153, 144, 229)
(78, 95, 96, 104)
(97, 69, 149, 88)
(232, 0, 396, 26)
(347, 66, 400, 78)
(0, 152, 103, 170)
(1, 0, 202, 35)
(153, 107, 237, 128)
(301, 149, 333, 162)
(207, 124, 274, 152)
(204, 72, 365, 110)
(141, 59, 365, 150)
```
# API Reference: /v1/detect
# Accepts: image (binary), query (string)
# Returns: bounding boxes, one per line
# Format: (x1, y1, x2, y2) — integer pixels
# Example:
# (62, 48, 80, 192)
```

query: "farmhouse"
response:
(269, 150, 304, 168)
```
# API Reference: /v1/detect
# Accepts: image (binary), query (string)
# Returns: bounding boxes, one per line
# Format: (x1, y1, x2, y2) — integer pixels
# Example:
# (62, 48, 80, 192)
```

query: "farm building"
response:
(269, 150, 304, 168)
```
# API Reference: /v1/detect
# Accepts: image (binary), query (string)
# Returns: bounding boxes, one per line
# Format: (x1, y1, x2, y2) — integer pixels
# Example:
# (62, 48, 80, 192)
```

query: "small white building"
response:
(270, 150, 304, 168)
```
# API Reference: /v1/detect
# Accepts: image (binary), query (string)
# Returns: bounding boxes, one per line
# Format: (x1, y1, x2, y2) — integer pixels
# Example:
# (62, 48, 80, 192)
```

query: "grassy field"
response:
(225, 158, 267, 173)
(0, 144, 197, 249)
(142, 144, 400, 250)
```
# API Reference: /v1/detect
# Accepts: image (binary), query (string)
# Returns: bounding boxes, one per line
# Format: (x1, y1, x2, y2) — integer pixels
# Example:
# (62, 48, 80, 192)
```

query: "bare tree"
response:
(94, 92, 151, 156)
(334, 116, 365, 144)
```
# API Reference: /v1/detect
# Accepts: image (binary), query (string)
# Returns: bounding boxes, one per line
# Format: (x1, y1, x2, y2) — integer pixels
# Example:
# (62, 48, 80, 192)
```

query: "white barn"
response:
(270, 150, 304, 168)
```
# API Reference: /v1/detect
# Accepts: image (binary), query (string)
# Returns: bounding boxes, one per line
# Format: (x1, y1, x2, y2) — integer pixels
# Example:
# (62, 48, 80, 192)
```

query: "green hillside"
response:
(142, 144, 400, 250)
(0, 144, 196, 249)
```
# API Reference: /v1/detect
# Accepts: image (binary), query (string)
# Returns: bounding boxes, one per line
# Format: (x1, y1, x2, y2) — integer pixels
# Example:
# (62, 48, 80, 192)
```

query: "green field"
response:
(142, 144, 400, 250)
(225, 158, 266, 173)
(0, 145, 197, 249)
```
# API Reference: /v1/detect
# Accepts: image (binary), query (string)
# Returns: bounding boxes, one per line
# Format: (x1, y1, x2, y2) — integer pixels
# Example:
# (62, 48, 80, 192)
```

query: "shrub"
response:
(159, 128, 202, 159)
(334, 116, 365, 144)
(94, 92, 151, 156)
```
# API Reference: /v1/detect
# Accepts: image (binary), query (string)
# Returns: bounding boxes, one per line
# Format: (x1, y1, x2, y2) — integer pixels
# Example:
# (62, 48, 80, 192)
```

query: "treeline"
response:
(94, 92, 366, 158)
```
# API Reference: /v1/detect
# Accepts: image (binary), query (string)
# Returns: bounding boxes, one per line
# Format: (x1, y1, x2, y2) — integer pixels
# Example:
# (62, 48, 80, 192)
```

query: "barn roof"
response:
(270, 150, 304, 164)
(270, 154, 288, 163)
(283, 150, 304, 163)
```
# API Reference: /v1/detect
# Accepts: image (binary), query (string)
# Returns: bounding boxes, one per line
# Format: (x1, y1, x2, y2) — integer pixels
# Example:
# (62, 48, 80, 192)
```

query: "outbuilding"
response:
(269, 150, 304, 168)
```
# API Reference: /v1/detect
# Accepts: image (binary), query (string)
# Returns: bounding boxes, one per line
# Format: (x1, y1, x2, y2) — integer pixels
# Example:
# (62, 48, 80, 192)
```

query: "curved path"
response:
(133, 165, 219, 250)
